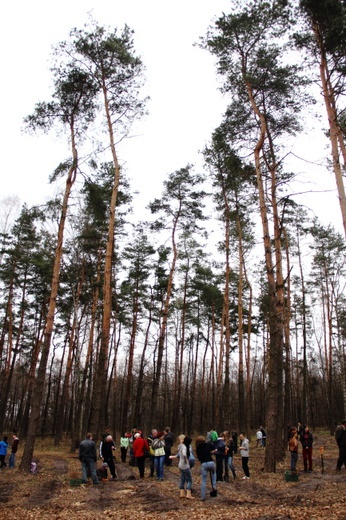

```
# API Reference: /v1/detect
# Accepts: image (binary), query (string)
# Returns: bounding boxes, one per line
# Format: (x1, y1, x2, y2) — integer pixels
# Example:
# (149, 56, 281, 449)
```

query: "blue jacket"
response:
(0, 440, 8, 456)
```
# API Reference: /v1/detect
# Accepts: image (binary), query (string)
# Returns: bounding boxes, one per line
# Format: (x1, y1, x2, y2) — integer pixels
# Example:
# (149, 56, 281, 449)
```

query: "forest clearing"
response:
(0, 431, 345, 520)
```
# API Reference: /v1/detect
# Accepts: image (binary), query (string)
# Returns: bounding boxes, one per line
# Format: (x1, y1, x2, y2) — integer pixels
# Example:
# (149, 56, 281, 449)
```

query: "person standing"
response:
(260, 426, 266, 447)
(101, 426, 112, 442)
(148, 429, 157, 477)
(256, 428, 263, 448)
(288, 427, 299, 472)
(132, 432, 149, 478)
(225, 430, 237, 480)
(0, 436, 9, 468)
(120, 432, 130, 463)
(152, 431, 166, 481)
(239, 432, 250, 479)
(335, 419, 346, 471)
(183, 436, 196, 468)
(170, 434, 194, 499)
(79, 433, 98, 484)
(9, 433, 19, 469)
(300, 425, 313, 472)
(214, 432, 226, 482)
(164, 427, 174, 466)
(196, 435, 217, 501)
(100, 435, 117, 480)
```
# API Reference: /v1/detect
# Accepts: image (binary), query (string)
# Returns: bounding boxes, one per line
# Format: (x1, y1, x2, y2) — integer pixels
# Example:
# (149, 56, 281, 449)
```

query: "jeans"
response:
(201, 461, 216, 499)
(228, 455, 236, 477)
(290, 451, 298, 471)
(9, 453, 16, 469)
(155, 455, 165, 479)
(180, 467, 192, 490)
(81, 457, 98, 484)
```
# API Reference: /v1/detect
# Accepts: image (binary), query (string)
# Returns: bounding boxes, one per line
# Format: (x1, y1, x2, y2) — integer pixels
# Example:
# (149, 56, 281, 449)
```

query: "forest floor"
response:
(0, 430, 345, 520)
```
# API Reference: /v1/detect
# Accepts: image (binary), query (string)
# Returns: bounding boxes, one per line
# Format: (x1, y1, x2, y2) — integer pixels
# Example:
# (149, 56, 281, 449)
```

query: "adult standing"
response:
(225, 430, 237, 480)
(184, 436, 196, 468)
(164, 427, 174, 466)
(79, 433, 98, 485)
(120, 432, 130, 463)
(288, 427, 299, 472)
(170, 434, 194, 499)
(102, 426, 112, 442)
(239, 432, 250, 479)
(300, 425, 313, 472)
(214, 432, 226, 482)
(132, 432, 149, 478)
(335, 419, 346, 471)
(260, 425, 266, 447)
(256, 428, 263, 448)
(0, 436, 9, 468)
(152, 431, 166, 481)
(100, 435, 117, 479)
(9, 433, 19, 469)
(196, 435, 217, 501)
(148, 429, 157, 477)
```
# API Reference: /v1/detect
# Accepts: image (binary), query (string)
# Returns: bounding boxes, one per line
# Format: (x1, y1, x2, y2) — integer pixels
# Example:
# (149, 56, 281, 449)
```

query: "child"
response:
(96, 462, 108, 481)
(170, 434, 194, 499)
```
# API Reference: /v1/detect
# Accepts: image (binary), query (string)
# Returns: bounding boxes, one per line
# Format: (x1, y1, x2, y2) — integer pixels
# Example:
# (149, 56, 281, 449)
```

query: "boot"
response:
(186, 490, 194, 499)
(180, 489, 186, 498)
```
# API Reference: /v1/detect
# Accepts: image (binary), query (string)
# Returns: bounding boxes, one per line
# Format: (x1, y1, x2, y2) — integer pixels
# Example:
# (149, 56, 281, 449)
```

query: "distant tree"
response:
(148, 165, 207, 422)
(204, 127, 256, 432)
(118, 224, 155, 432)
(308, 220, 346, 432)
(0, 205, 50, 432)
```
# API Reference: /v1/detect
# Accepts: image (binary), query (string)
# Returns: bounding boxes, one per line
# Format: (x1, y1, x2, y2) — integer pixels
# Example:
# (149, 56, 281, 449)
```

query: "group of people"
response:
(79, 418, 346, 495)
(78, 427, 117, 485)
(78, 425, 252, 500)
(0, 433, 19, 469)
(121, 427, 251, 501)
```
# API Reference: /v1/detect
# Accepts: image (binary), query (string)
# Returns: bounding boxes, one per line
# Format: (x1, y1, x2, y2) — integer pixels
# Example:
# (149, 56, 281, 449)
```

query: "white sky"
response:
(1, 0, 344, 235)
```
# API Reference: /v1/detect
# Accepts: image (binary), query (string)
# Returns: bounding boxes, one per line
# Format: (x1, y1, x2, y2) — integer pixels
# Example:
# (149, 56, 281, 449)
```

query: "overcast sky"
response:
(1, 0, 344, 235)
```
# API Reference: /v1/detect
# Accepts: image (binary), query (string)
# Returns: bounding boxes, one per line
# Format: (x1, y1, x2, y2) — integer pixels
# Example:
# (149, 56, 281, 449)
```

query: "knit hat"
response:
(134, 433, 141, 438)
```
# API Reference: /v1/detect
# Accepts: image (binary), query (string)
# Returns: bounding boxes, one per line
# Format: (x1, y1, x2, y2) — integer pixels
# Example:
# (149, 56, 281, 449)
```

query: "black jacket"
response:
(100, 439, 116, 460)
(300, 431, 313, 448)
(196, 441, 214, 463)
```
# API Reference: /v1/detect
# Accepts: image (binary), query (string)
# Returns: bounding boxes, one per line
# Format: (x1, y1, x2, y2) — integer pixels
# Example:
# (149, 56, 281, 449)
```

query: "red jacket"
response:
(132, 437, 148, 458)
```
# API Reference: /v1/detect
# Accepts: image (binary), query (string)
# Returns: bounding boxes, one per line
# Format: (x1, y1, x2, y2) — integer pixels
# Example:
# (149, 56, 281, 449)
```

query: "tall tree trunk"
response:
(314, 24, 346, 238)
(20, 136, 78, 471)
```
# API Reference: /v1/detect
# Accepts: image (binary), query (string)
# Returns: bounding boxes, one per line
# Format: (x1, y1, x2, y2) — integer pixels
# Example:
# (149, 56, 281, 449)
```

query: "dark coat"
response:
(79, 438, 97, 462)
